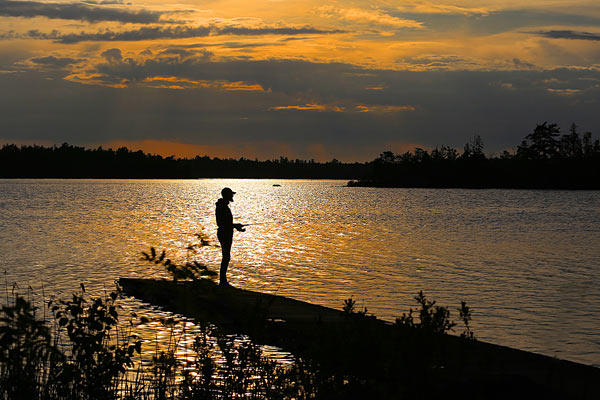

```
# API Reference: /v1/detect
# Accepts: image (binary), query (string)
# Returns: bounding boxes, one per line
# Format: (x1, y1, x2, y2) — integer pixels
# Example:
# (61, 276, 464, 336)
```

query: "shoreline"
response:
(347, 180, 600, 190)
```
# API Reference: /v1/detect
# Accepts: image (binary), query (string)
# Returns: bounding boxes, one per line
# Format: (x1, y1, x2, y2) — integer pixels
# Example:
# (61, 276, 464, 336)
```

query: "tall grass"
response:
(0, 284, 325, 400)
(0, 282, 145, 400)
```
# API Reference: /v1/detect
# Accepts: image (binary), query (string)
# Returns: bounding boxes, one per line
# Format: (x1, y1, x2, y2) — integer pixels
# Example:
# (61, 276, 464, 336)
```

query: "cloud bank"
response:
(530, 30, 600, 41)
(14, 25, 344, 44)
(0, 0, 163, 23)
(318, 6, 423, 29)
(2, 50, 599, 160)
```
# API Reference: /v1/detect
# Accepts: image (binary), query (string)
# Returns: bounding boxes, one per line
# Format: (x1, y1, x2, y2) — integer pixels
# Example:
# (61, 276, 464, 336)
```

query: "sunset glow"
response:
(2, 0, 600, 160)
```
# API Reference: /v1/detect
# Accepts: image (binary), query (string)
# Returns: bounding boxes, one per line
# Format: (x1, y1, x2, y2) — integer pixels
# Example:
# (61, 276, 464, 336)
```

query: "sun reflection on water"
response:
(1, 179, 599, 366)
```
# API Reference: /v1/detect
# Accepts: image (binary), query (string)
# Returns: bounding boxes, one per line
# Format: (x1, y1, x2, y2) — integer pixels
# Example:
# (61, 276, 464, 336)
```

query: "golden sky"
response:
(1, 0, 600, 160)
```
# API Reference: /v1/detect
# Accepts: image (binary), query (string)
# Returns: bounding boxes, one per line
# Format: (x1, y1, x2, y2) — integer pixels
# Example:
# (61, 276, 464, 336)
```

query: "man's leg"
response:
(219, 237, 232, 285)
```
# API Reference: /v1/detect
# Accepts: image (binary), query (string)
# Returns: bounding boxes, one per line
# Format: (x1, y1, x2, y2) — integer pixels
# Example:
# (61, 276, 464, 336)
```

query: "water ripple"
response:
(0, 179, 599, 366)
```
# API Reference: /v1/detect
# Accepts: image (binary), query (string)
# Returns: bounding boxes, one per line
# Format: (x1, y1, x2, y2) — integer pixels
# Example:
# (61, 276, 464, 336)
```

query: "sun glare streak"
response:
(271, 103, 416, 113)
(271, 103, 345, 112)
(355, 104, 416, 113)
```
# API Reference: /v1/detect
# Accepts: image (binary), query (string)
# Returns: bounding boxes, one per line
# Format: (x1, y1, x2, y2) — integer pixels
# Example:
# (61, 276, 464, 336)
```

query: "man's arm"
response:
(234, 223, 246, 232)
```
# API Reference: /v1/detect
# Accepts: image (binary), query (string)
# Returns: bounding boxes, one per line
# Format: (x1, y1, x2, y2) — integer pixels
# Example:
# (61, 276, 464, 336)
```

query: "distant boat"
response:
(273, 184, 281, 187)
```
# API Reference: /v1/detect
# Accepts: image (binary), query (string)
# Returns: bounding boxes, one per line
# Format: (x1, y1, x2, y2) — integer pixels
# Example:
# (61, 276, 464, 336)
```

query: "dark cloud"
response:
(402, 56, 464, 64)
(101, 48, 122, 63)
(57, 26, 211, 44)
(529, 30, 600, 41)
(157, 48, 197, 58)
(60, 50, 600, 103)
(140, 41, 289, 50)
(392, 9, 600, 36)
(398, 55, 471, 69)
(0, 30, 17, 40)
(218, 26, 344, 36)
(81, 0, 130, 5)
(20, 25, 344, 44)
(512, 58, 536, 70)
(0, 0, 162, 24)
(89, 54, 357, 94)
(220, 41, 286, 49)
(154, 47, 214, 61)
(29, 55, 82, 68)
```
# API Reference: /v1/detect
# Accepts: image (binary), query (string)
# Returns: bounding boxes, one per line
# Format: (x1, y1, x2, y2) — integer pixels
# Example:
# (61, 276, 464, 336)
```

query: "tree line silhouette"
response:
(349, 122, 600, 189)
(1, 122, 599, 188)
(0, 144, 364, 179)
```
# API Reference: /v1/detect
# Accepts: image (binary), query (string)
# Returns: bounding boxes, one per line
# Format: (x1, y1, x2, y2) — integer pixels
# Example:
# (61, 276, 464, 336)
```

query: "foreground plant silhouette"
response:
(2, 279, 480, 400)
(395, 290, 474, 338)
(50, 285, 141, 399)
(0, 295, 59, 399)
(342, 297, 369, 317)
(0, 285, 141, 400)
(141, 231, 217, 282)
(0, 286, 322, 399)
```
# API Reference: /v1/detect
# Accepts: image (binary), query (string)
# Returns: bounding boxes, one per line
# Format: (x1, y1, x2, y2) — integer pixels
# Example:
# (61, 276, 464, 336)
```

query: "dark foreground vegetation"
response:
(3, 237, 599, 399)
(0, 272, 488, 400)
(350, 122, 600, 189)
(10, 280, 596, 400)
(1, 284, 326, 400)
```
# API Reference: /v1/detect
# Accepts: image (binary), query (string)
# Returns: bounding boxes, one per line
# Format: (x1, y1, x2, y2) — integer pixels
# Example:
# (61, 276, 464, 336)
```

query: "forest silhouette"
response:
(2, 122, 599, 188)
(350, 122, 600, 189)
(0, 144, 362, 179)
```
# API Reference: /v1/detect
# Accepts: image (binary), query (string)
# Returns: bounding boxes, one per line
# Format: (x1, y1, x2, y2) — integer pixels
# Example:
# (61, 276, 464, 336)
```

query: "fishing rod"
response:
(181, 221, 288, 235)
(181, 220, 289, 235)
(242, 220, 291, 226)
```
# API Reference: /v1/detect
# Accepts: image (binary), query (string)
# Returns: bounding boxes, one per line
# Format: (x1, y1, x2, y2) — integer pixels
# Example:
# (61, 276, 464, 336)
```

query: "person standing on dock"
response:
(216, 187, 245, 286)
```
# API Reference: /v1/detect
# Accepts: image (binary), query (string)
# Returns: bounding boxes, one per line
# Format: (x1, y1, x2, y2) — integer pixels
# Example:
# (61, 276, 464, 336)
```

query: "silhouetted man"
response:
(216, 187, 245, 286)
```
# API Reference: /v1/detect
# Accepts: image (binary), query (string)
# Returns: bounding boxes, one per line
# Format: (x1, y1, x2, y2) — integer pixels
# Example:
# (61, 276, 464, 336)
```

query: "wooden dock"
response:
(119, 278, 599, 399)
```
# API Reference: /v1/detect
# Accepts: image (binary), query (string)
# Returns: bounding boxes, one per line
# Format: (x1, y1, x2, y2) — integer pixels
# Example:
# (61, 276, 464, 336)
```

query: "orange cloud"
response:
(318, 6, 424, 29)
(271, 103, 345, 112)
(547, 88, 582, 95)
(66, 71, 267, 91)
(396, 2, 490, 15)
(355, 104, 415, 113)
(65, 72, 128, 88)
(144, 76, 199, 84)
(222, 81, 265, 91)
(141, 77, 266, 91)
(272, 103, 416, 113)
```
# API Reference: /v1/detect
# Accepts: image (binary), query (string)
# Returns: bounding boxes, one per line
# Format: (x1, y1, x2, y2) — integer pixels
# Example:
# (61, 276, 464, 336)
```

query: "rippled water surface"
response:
(1, 179, 599, 366)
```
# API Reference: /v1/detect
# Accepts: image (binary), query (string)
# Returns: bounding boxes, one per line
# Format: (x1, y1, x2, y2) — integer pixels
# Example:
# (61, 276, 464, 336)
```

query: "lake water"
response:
(0, 179, 598, 367)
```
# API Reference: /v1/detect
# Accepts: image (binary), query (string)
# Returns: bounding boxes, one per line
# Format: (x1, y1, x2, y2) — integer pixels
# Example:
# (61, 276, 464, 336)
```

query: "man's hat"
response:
(221, 187, 236, 197)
